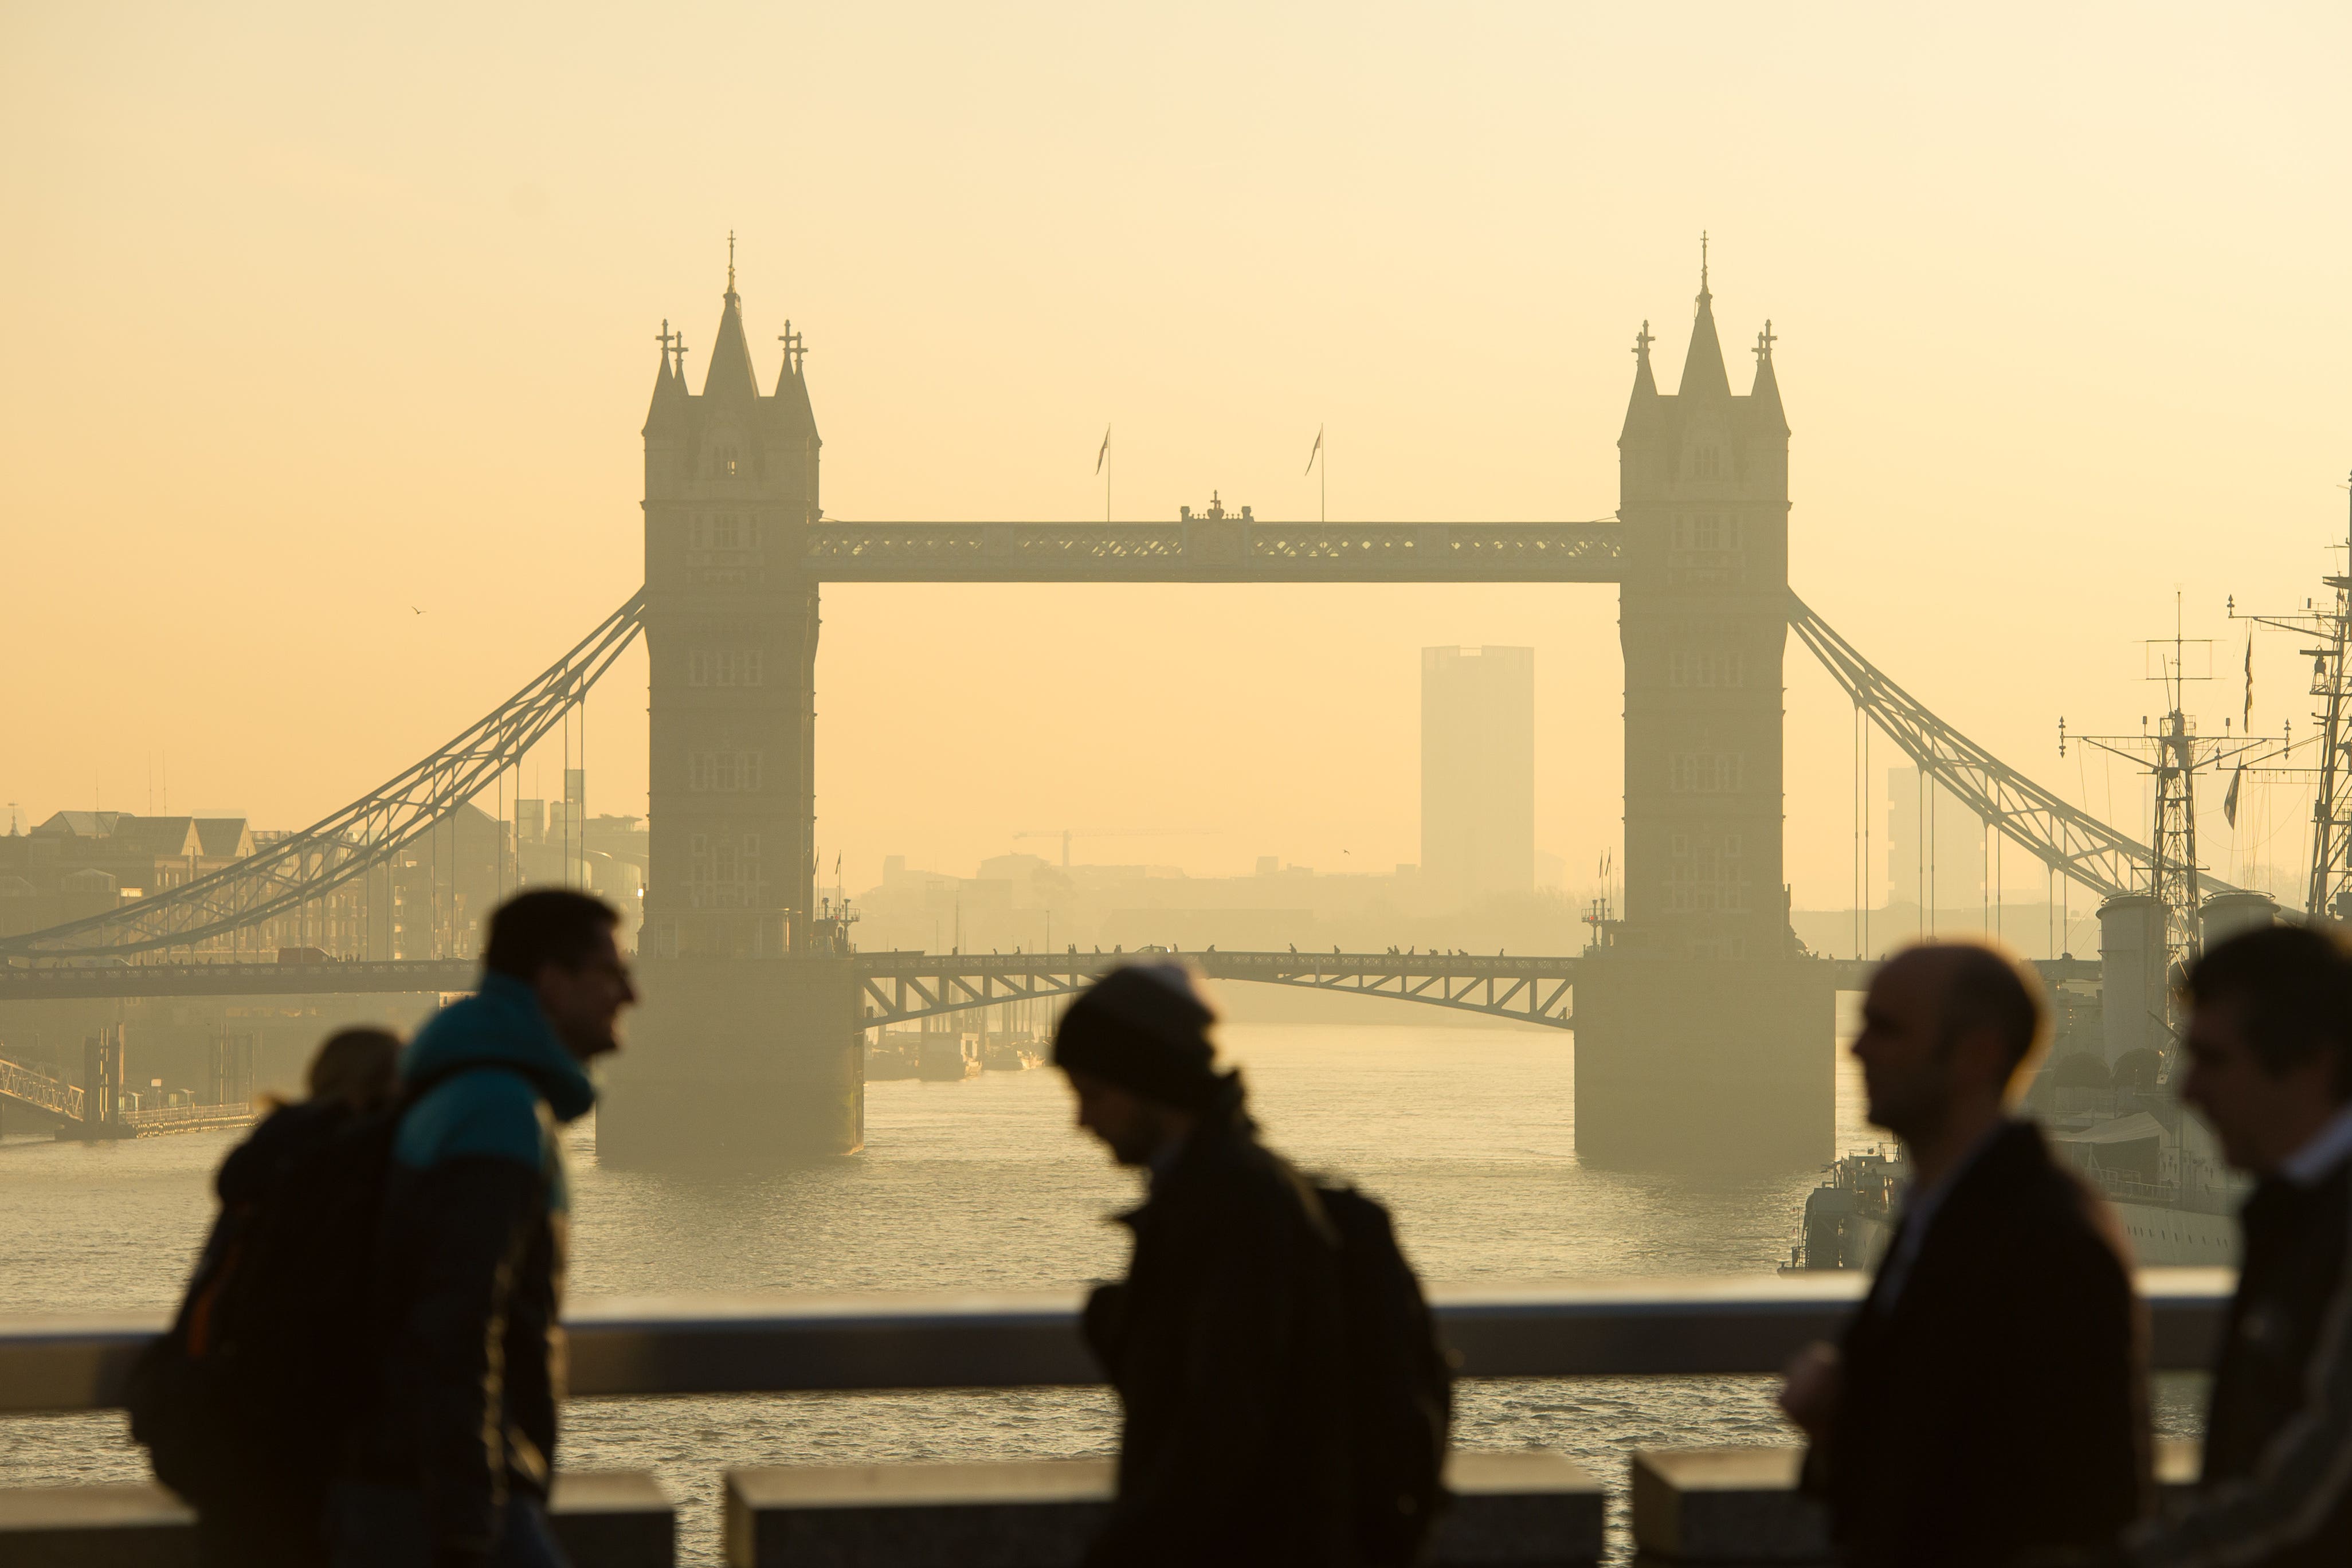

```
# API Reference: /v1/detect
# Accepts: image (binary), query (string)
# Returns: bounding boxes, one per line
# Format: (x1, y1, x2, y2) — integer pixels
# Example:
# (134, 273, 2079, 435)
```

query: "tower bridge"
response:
(0, 260, 2196, 1172)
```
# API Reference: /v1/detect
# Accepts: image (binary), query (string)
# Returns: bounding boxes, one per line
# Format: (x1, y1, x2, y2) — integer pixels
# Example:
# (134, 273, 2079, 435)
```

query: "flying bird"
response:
(411, 606, 425, 615)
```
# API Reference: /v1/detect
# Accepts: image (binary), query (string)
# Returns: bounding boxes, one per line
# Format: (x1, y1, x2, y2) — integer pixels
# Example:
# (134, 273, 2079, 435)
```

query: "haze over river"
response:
(1, 1015, 2201, 1563)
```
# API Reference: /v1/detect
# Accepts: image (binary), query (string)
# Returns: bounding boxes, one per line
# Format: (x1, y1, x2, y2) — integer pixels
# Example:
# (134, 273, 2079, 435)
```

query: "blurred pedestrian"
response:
(134, 1026, 406, 1568)
(1058, 963, 1450, 1567)
(334, 889, 634, 1568)
(2110, 924, 2352, 1566)
(1778, 941, 2149, 1567)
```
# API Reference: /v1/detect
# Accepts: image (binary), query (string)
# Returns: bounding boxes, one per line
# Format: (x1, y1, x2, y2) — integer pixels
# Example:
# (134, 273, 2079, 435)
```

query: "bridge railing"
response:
(0, 1269, 2232, 1416)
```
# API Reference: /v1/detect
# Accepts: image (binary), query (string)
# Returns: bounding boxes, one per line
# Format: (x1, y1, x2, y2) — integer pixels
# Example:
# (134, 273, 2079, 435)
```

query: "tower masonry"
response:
(1574, 261, 1833, 1170)
(600, 266, 864, 1168)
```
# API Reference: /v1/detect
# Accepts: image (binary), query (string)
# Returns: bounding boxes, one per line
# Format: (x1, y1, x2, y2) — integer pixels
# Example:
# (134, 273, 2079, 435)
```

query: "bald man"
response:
(1779, 942, 2150, 1567)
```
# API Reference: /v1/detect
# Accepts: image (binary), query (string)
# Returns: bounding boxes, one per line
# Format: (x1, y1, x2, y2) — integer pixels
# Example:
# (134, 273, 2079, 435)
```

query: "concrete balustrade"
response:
(726, 1451, 1603, 1566)
(0, 1269, 2232, 1414)
(0, 1275, 2237, 1562)
(1627, 1438, 2213, 1562)
(0, 1472, 675, 1568)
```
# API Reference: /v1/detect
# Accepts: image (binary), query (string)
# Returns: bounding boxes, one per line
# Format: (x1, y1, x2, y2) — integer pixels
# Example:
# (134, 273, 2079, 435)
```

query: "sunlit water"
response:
(0, 1020, 2202, 1563)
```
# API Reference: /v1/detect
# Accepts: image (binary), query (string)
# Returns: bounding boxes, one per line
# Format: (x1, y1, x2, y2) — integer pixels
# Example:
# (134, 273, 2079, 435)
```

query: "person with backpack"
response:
(1056, 963, 1451, 1568)
(134, 1027, 406, 1568)
(332, 889, 634, 1568)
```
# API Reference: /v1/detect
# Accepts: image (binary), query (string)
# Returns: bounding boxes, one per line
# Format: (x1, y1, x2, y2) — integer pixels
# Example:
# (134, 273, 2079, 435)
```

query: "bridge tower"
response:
(1574, 257, 1833, 1170)
(599, 263, 865, 1168)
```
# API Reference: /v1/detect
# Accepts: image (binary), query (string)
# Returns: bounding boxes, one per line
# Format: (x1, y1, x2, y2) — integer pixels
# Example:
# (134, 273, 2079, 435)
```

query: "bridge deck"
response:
(857, 948, 1580, 1029)
(804, 520, 1625, 583)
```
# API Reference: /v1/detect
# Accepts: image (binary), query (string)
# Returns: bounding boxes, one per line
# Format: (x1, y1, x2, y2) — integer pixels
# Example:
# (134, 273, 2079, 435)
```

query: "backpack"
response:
(128, 1067, 495, 1512)
(1316, 1181, 1456, 1567)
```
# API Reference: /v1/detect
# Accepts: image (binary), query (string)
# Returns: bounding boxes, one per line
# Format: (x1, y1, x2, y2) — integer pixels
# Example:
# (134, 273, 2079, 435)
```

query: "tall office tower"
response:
(1421, 646, 1535, 911)
(1885, 765, 1986, 915)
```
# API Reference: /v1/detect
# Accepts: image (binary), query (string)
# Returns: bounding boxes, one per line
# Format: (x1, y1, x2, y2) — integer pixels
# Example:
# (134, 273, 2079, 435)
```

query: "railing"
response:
(0, 1269, 2233, 1417)
(0, 1053, 81, 1119)
(119, 1102, 257, 1135)
(854, 949, 1582, 1029)
(0, 959, 476, 1003)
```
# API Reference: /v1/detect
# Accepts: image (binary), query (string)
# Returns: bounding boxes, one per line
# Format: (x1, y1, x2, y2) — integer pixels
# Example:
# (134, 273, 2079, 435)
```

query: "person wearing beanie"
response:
(1057, 963, 1357, 1567)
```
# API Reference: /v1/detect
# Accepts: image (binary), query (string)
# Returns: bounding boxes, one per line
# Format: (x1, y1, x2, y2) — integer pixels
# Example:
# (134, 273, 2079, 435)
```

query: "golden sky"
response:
(4, 3, 2347, 918)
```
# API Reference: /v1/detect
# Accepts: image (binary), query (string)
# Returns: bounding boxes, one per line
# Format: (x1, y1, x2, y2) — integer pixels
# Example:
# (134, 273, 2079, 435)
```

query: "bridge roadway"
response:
(0, 951, 2103, 1021)
(0, 951, 1580, 1028)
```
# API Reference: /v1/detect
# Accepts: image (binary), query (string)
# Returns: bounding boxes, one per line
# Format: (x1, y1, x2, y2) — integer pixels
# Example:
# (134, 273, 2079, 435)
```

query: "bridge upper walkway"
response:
(803, 519, 1625, 582)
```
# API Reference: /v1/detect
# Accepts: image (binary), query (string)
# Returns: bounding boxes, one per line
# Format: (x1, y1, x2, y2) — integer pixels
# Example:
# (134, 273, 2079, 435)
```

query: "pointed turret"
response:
(1677, 267, 1731, 402)
(1619, 319, 1660, 442)
(702, 269, 761, 406)
(1746, 319, 1787, 437)
(642, 320, 687, 437)
(769, 319, 820, 444)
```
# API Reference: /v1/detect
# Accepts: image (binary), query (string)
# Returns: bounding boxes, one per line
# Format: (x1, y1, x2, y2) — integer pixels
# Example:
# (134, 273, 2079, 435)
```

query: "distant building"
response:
(1886, 765, 1986, 912)
(1421, 646, 1535, 912)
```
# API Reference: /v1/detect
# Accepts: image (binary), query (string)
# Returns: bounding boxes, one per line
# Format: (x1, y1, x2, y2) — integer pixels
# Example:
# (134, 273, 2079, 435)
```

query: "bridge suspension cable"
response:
(2, 591, 646, 961)
(1789, 590, 2232, 906)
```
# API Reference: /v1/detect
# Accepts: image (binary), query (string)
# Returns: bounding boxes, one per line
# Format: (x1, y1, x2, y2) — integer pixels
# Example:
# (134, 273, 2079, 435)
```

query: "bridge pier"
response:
(1572, 956, 1833, 1171)
(598, 958, 865, 1169)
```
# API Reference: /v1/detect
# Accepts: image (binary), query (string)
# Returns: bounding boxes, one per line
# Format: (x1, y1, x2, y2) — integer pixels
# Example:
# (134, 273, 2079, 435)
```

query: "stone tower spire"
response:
(1677, 246, 1732, 402)
(1583, 258, 1828, 1171)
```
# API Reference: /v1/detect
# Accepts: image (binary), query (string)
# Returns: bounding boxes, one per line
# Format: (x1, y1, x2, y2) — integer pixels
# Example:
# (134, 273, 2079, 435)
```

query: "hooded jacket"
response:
(1079, 1099, 1355, 1568)
(348, 973, 595, 1555)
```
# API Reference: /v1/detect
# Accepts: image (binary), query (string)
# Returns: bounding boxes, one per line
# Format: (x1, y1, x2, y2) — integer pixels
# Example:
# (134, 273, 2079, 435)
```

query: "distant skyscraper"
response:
(1421, 646, 1535, 911)
(1886, 765, 1985, 913)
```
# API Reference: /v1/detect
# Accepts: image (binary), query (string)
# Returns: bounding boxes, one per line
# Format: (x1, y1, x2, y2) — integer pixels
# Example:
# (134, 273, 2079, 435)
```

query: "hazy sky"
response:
(5, 3, 2347, 918)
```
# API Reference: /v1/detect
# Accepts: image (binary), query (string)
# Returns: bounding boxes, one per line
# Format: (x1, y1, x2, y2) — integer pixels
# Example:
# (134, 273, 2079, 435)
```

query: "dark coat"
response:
(188, 1099, 366, 1568)
(2130, 1153, 2352, 1567)
(1810, 1120, 2151, 1568)
(1080, 1111, 1357, 1568)
(346, 975, 595, 1558)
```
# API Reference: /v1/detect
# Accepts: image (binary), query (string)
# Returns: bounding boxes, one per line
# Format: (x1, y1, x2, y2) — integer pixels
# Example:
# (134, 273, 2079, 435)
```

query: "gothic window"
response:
(1668, 649, 1747, 688)
(1669, 752, 1746, 793)
(688, 646, 763, 687)
(688, 751, 765, 792)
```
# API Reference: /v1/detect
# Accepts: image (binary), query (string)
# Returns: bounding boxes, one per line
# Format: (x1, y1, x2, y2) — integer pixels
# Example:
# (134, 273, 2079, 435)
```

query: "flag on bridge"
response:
(1096, 425, 1111, 475)
(1305, 425, 1323, 475)
(2225, 764, 2244, 829)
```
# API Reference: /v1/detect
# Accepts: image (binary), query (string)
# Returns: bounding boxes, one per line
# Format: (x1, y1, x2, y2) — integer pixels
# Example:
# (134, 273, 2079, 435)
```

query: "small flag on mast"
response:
(1304, 425, 1323, 475)
(2243, 636, 2254, 731)
(1096, 425, 1111, 475)
(2224, 764, 2244, 829)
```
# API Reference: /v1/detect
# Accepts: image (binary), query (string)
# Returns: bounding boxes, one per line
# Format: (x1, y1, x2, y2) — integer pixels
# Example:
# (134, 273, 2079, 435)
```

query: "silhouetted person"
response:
(1057, 964, 1357, 1567)
(168, 1028, 404, 1568)
(2110, 924, 2352, 1566)
(1779, 942, 2149, 1567)
(334, 891, 635, 1568)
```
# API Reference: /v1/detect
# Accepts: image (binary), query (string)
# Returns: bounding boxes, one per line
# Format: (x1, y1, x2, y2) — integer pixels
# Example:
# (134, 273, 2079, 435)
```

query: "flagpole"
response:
(1321, 430, 1327, 523)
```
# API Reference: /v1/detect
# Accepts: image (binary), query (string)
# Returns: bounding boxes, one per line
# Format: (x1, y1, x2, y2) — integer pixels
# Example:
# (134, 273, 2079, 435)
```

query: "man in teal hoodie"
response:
(333, 889, 634, 1568)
